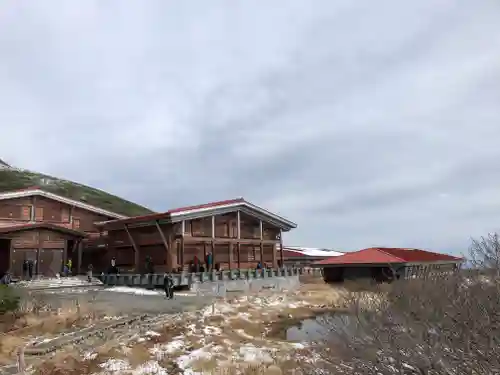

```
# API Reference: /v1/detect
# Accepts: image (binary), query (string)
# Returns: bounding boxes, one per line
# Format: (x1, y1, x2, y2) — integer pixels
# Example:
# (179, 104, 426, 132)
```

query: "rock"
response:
(265, 365, 283, 375)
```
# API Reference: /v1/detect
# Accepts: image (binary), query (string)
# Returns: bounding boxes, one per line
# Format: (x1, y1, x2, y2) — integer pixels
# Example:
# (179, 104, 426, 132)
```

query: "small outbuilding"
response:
(312, 247, 463, 283)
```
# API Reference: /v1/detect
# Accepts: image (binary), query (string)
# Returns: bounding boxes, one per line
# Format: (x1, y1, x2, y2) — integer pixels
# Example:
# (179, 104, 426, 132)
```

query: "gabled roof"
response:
(314, 247, 463, 266)
(283, 246, 344, 258)
(96, 198, 297, 231)
(0, 187, 127, 219)
(0, 223, 87, 237)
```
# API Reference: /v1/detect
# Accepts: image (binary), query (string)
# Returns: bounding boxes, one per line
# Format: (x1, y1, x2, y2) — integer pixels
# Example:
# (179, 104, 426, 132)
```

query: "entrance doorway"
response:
(0, 238, 11, 278)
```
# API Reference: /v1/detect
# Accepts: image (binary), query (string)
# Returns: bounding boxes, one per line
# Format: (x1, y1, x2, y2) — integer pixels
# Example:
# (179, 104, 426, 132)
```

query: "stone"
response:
(265, 365, 283, 375)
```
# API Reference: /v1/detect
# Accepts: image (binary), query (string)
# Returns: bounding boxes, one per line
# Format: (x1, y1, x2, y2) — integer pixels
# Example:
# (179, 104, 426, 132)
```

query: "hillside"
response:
(0, 169, 154, 217)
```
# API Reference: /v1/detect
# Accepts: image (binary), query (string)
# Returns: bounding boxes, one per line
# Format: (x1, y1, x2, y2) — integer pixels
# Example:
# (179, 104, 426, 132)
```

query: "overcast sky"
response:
(1, 1, 499, 254)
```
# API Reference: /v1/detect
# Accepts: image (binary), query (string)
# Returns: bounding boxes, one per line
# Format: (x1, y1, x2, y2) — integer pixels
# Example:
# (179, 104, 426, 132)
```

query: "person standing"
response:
(193, 255, 200, 273)
(87, 264, 93, 283)
(206, 252, 213, 272)
(164, 273, 174, 299)
(27, 260, 34, 280)
(22, 259, 28, 280)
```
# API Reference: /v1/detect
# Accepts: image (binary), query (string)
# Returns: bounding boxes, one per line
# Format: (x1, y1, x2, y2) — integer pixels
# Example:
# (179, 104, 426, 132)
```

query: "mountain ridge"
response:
(0, 168, 154, 217)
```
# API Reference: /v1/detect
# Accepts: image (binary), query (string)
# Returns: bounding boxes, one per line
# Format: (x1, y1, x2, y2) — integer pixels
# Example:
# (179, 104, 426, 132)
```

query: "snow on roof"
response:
(283, 246, 344, 257)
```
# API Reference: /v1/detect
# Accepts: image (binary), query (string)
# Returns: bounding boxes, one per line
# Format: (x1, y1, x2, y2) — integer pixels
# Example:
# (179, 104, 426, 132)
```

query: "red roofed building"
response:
(312, 247, 463, 283)
(92, 198, 297, 273)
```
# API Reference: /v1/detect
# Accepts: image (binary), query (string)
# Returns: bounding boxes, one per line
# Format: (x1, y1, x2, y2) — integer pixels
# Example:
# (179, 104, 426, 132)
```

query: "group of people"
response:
(188, 252, 213, 273)
(22, 259, 36, 280)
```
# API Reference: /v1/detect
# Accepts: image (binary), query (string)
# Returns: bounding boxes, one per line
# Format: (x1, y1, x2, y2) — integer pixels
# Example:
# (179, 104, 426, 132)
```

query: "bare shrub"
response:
(302, 237, 500, 374)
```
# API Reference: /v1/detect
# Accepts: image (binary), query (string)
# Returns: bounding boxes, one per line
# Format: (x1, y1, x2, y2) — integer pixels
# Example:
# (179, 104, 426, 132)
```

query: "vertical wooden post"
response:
(259, 220, 264, 263)
(62, 239, 68, 274)
(77, 240, 83, 275)
(279, 229, 284, 268)
(30, 196, 36, 222)
(211, 216, 215, 238)
(180, 221, 186, 270)
(211, 241, 215, 269)
(228, 243, 233, 269)
(236, 211, 241, 239)
(236, 243, 240, 269)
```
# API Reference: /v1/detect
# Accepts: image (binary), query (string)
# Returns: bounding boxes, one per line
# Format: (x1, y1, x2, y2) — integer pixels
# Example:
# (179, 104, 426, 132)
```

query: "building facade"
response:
(94, 198, 297, 273)
(0, 187, 125, 277)
(313, 247, 463, 283)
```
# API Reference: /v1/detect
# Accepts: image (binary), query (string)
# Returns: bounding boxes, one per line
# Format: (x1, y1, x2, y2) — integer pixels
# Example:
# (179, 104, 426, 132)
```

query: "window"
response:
(35, 207, 44, 221)
(21, 206, 31, 220)
(73, 218, 81, 229)
(61, 207, 70, 222)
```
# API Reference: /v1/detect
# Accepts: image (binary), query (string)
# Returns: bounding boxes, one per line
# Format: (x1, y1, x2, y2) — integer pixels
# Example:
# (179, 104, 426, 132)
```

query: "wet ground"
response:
(27, 286, 224, 316)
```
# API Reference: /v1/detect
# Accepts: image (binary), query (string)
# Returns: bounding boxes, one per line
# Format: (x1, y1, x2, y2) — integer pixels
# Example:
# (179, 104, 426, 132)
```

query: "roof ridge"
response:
(372, 247, 407, 262)
(0, 187, 126, 219)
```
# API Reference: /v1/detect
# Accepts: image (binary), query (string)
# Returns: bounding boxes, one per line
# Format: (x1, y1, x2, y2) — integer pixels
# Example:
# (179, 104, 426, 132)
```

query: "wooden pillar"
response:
(124, 225, 140, 273)
(279, 229, 284, 268)
(211, 241, 215, 269)
(237, 242, 241, 269)
(180, 221, 186, 270)
(259, 220, 264, 264)
(236, 211, 241, 239)
(271, 243, 276, 268)
(62, 239, 68, 273)
(228, 243, 233, 269)
(77, 240, 83, 275)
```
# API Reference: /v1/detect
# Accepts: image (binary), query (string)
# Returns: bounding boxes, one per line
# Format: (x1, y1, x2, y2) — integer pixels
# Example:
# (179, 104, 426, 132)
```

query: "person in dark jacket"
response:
(22, 260, 28, 280)
(164, 273, 174, 299)
(0, 271, 12, 285)
(27, 260, 34, 280)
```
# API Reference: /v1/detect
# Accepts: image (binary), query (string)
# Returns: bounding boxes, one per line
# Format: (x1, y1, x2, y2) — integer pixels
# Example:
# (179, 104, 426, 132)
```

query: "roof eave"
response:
(0, 189, 127, 220)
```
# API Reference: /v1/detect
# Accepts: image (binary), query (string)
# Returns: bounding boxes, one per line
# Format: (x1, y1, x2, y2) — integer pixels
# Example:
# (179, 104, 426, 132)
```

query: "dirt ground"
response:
(1, 278, 380, 374)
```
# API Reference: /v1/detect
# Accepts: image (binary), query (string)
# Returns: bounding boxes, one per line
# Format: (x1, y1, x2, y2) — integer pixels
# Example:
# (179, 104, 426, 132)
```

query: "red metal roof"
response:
(0, 223, 87, 237)
(96, 197, 296, 230)
(314, 247, 462, 266)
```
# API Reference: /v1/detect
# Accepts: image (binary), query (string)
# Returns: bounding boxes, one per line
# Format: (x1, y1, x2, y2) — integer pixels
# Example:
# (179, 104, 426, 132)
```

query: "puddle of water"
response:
(286, 313, 353, 342)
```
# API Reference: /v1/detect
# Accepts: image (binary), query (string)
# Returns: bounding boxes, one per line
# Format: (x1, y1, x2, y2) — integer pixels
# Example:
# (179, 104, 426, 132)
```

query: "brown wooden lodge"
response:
(0, 187, 297, 278)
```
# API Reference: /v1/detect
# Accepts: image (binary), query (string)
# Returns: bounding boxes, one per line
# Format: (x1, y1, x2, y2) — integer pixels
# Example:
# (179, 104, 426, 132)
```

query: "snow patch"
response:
(98, 358, 131, 372)
(104, 287, 164, 296)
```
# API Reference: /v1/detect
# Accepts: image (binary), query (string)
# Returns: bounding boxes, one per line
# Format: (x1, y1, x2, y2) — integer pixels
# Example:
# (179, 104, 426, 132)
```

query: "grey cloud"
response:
(1, 1, 500, 254)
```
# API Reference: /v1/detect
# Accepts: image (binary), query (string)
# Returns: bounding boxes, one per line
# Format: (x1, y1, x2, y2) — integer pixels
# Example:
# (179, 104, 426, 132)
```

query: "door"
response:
(0, 239, 11, 277)
(11, 249, 39, 277)
(39, 249, 64, 277)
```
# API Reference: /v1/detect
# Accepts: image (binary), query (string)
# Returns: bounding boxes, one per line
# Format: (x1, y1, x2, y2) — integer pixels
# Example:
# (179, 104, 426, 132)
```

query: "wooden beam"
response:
(211, 240, 215, 270)
(259, 220, 263, 240)
(155, 220, 170, 272)
(260, 242, 264, 264)
(237, 242, 241, 269)
(77, 240, 83, 275)
(279, 229, 284, 268)
(124, 225, 140, 272)
(186, 236, 278, 245)
(211, 216, 215, 238)
(228, 243, 233, 269)
(236, 211, 241, 239)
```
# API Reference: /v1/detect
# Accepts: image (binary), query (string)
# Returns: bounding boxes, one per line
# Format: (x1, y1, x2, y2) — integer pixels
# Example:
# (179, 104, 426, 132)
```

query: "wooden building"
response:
(94, 198, 297, 273)
(0, 187, 126, 277)
(312, 247, 463, 283)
